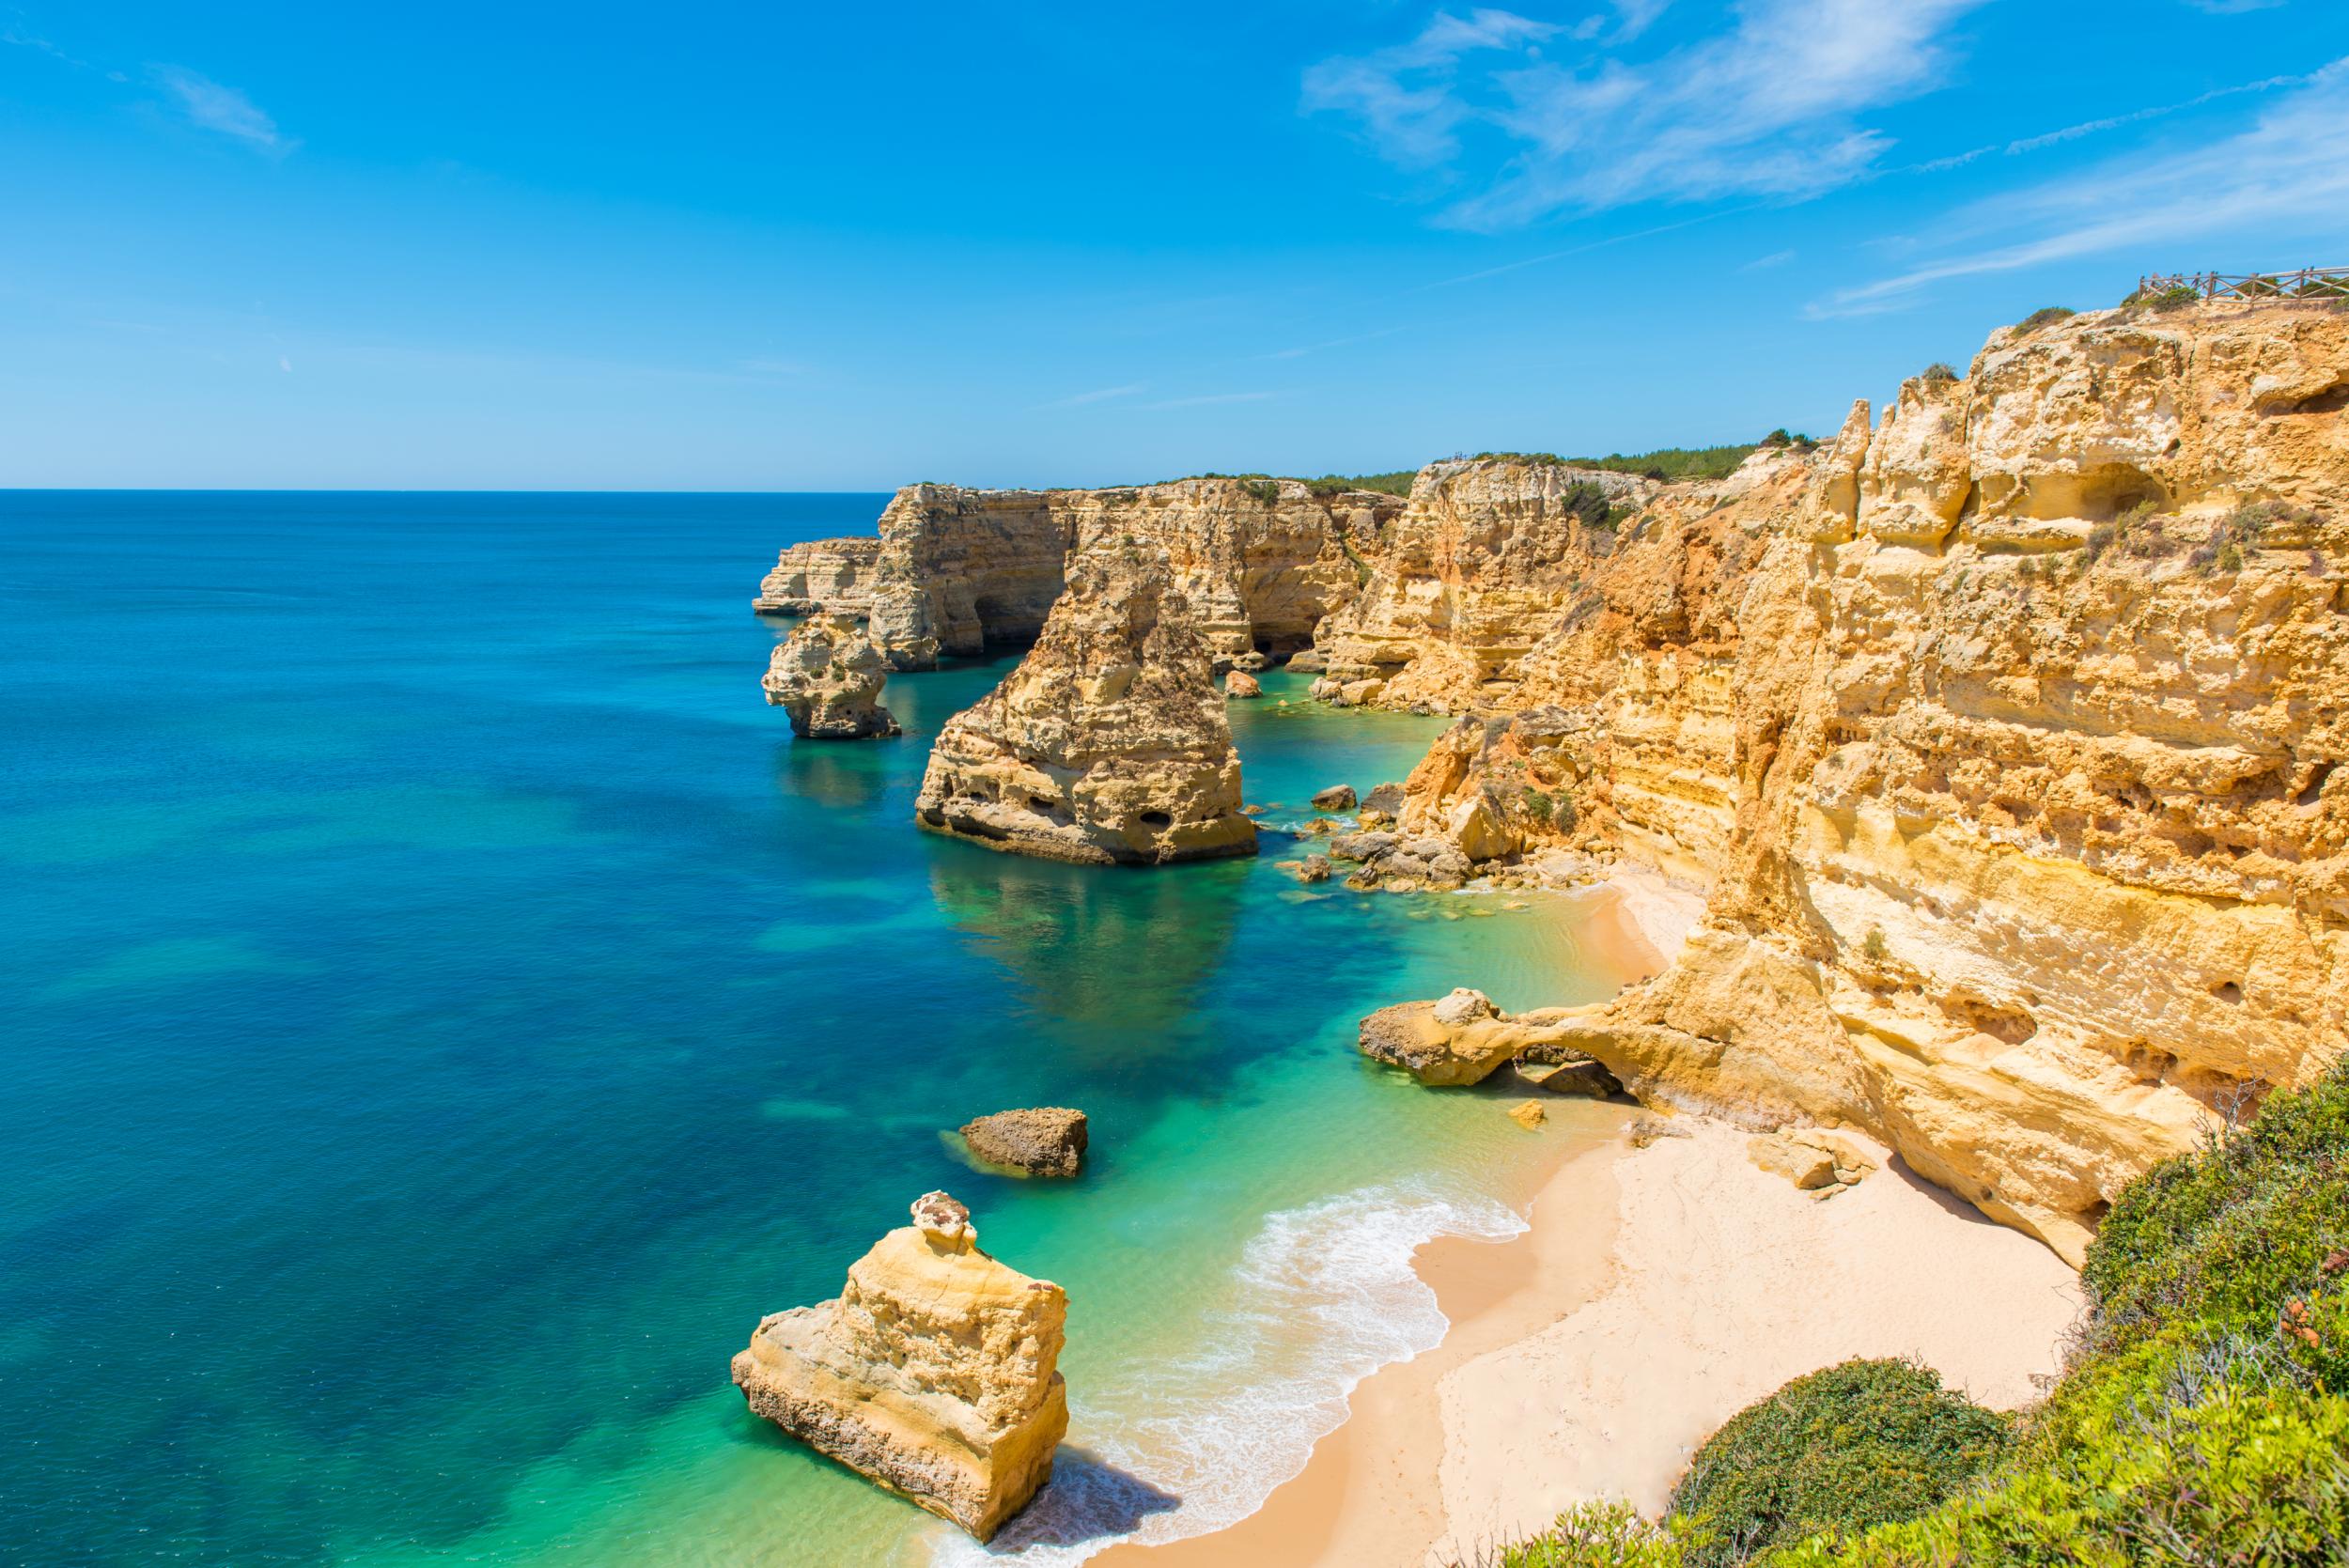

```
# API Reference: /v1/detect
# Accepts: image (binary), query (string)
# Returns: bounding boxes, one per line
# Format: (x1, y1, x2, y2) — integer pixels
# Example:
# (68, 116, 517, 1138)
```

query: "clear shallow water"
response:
(0, 492, 1632, 1567)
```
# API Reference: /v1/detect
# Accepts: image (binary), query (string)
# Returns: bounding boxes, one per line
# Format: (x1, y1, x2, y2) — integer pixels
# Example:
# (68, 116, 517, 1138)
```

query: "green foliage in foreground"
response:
(1667, 1361, 2013, 1566)
(1472, 1062, 2349, 1567)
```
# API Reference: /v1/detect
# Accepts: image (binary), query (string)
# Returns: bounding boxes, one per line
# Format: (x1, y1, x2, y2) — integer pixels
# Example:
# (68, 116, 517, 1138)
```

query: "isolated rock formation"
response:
(1225, 670, 1263, 699)
(1338, 301, 2349, 1264)
(763, 615, 900, 738)
(913, 550, 1257, 864)
(730, 1192, 1068, 1541)
(960, 1108, 1088, 1177)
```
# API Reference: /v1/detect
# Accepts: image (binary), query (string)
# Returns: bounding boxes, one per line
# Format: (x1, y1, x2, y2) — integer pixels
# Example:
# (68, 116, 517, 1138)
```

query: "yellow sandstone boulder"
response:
(731, 1192, 1068, 1541)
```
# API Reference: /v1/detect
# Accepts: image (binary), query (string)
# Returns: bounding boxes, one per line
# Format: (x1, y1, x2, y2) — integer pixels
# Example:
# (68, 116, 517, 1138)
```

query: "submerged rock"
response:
(1508, 1100, 1548, 1130)
(763, 615, 901, 739)
(731, 1192, 1068, 1542)
(960, 1108, 1088, 1177)
(913, 551, 1257, 865)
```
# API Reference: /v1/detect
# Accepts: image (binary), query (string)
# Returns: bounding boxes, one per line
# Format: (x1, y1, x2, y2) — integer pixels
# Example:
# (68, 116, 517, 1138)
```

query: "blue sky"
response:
(4, 1, 2345, 489)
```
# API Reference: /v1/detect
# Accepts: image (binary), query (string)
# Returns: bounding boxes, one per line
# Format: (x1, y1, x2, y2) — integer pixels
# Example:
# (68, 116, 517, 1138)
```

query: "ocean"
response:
(0, 491, 1633, 1566)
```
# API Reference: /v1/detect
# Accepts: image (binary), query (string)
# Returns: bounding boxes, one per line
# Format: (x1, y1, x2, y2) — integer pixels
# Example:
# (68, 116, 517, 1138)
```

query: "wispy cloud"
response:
(1742, 248, 1797, 271)
(151, 66, 293, 153)
(2185, 0, 2285, 12)
(1307, 1, 1984, 230)
(1255, 326, 1406, 361)
(1816, 60, 2349, 316)
(2, 16, 127, 79)
(1143, 391, 1278, 411)
(1034, 382, 1147, 411)
(1302, 8, 1562, 170)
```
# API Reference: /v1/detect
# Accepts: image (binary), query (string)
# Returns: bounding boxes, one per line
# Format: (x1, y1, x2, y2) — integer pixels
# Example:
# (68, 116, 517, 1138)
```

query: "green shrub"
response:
(2017, 306, 2077, 333)
(1921, 362, 1959, 384)
(1307, 471, 1416, 498)
(1666, 1360, 2012, 1566)
(1474, 1065, 2349, 1568)
(1860, 927, 1888, 962)
(2124, 283, 2201, 313)
(1522, 788, 1554, 826)
(1564, 445, 1759, 484)
(1486, 1501, 1696, 1567)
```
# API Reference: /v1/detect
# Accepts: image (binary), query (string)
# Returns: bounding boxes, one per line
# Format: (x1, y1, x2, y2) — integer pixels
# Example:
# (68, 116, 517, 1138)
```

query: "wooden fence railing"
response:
(2137, 268, 2349, 303)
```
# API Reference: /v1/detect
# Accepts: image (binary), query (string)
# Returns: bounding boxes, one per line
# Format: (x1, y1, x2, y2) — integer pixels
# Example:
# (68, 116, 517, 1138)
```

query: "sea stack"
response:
(913, 547, 1257, 864)
(763, 615, 901, 739)
(731, 1192, 1068, 1542)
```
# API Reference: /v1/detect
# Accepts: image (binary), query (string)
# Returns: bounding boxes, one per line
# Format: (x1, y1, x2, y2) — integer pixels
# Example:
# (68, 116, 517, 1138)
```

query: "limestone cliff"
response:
(754, 536, 883, 616)
(914, 547, 1257, 865)
(1355, 302, 2349, 1264)
(732, 1192, 1066, 1540)
(751, 480, 1401, 671)
(762, 615, 899, 739)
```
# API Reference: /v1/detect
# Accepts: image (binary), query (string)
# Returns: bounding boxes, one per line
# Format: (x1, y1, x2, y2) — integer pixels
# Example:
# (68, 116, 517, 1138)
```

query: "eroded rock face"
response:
(778, 480, 1404, 671)
(755, 536, 884, 616)
(731, 1193, 1067, 1542)
(960, 1108, 1088, 1177)
(1358, 302, 2349, 1264)
(913, 551, 1257, 865)
(763, 616, 900, 738)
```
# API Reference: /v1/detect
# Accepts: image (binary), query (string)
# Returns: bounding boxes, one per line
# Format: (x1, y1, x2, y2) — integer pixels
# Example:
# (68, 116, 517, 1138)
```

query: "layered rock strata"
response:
(753, 480, 1403, 671)
(754, 536, 884, 616)
(762, 615, 900, 738)
(1345, 302, 2349, 1265)
(731, 1192, 1068, 1541)
(913, 550, 1257, 865)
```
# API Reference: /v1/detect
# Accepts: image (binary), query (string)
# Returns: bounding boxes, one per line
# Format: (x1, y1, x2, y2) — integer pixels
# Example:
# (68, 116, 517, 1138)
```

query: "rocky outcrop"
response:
(731, 1192, 1067, 1541)
(1356, 302, 2349, 1265)
(913, 550, 1257, 865)
(766, 480, 1404, 671)
(1225, 670, 1263, 699)
(960, 1108, 1088, 1177)
(762, 615, 900, 738)
(755, 536, 883, 616)
(1357, 987, 1617, 1089)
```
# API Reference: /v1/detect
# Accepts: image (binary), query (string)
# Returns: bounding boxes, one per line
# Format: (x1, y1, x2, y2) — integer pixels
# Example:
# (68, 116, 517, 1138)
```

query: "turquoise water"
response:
(0, 492, 1633, 1567)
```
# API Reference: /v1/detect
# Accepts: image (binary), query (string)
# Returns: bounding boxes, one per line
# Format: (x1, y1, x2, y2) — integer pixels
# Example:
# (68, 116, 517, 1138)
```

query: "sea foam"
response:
(931, 1182, 1525, 1565)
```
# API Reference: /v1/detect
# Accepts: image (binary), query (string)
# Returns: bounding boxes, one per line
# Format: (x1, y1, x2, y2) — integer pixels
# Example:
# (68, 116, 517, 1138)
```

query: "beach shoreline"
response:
(1102, 1112, 2083, 1568)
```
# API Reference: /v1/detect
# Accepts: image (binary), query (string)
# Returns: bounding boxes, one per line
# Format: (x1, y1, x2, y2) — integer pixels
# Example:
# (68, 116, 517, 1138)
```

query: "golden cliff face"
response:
(913, 548, 1258, 865)
(755, 479, 1401, 671)
(1362, 303, 2349, 1263)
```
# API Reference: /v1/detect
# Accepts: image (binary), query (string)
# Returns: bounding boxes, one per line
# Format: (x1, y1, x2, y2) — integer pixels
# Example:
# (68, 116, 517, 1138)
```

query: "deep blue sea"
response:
(0, 492, 1633, 1567)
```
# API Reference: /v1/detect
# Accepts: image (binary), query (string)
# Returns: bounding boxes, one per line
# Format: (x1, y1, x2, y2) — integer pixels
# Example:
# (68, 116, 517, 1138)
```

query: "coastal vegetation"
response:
(1475, 1062, 2349, 1566)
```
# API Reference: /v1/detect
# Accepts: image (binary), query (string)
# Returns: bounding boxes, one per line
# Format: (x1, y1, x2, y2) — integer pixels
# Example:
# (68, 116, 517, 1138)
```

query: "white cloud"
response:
(1301, 8, 1562, 170)
(1817, 60, 2349, 315)
(152, 66, 291, 153)
(1307, 0, 1984, 229)
(2185, 0, 2285, 13)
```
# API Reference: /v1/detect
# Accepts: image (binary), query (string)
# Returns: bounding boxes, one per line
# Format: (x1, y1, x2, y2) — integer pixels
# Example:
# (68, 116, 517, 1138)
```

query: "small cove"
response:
(0, 491, 1644, 1566)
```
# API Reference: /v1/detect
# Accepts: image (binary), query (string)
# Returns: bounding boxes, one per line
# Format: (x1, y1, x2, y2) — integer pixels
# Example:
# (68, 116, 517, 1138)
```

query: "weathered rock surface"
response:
(763, 615, 900, 739)
(1346, 303, 2349, 1264)
(755, 536, 884, 616)
(1312, 784, 1358, 811)
(770, 479, 1403, 671)
(731, 1192, 1067, 1542)
(1225, 670, 1263, 699)
(914, 550, 1257, 865)
(960, 1108, 1088, 1177)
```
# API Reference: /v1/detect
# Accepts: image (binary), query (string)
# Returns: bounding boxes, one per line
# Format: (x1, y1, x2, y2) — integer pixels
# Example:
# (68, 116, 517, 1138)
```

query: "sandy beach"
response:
(1106, 1114, 2083, 1568)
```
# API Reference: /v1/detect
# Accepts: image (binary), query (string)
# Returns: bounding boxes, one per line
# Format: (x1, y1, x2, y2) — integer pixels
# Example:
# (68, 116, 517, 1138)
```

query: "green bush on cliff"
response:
(1469, 1062, 2349, 1567)
(1667, 1360, 2013, 1565)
